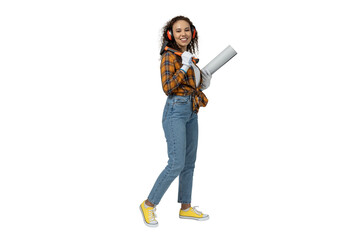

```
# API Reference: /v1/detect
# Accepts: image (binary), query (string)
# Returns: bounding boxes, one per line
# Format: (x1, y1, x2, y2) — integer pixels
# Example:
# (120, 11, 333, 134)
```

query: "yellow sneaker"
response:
(179, 206, 209, 221)
(139, 201, 158, 227)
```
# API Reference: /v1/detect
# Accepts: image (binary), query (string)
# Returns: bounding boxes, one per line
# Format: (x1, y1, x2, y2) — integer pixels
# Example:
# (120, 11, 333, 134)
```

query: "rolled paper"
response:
(203, 45, 237, 74)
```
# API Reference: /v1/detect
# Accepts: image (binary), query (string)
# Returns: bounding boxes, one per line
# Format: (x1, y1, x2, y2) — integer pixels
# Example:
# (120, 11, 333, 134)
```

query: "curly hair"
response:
(160, 16, 199, 55)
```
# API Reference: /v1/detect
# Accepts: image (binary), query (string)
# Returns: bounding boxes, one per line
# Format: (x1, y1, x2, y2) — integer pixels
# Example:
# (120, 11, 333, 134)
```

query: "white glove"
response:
(180, 51, 193, 72)
(201, 68, 212, 90)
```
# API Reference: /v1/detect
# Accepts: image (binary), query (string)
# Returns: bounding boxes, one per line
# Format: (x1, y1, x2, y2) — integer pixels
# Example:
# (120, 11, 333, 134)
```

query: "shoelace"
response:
(191, 206, 202, 216)
(148, 207, 157, 222)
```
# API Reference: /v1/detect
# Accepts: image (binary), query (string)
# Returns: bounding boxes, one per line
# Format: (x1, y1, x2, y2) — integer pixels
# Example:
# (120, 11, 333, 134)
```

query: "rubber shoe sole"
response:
(179, 215, 209, 221)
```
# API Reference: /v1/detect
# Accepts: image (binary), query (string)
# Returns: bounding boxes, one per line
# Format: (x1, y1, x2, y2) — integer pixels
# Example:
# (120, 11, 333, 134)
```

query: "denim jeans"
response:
(147, 95, 198, 205)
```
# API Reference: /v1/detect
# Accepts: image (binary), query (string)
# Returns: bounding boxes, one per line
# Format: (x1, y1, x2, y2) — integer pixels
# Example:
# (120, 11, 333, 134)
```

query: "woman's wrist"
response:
(180, 64, 190, 73)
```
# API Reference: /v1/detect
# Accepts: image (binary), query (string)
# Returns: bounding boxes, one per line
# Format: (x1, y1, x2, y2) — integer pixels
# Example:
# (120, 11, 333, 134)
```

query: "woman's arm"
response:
(161, 52, 187, 95)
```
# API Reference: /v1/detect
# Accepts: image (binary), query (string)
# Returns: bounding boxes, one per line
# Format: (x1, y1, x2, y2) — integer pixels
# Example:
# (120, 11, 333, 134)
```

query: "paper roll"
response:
(203, 45, 237, 74)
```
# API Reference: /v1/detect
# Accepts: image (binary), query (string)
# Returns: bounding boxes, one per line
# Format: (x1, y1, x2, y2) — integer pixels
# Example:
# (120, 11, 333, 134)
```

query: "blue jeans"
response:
(147, 95, 198, 205)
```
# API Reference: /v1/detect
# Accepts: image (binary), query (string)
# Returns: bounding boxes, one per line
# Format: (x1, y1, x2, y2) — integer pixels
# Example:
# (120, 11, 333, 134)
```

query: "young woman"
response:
(139, 16, 212, 227)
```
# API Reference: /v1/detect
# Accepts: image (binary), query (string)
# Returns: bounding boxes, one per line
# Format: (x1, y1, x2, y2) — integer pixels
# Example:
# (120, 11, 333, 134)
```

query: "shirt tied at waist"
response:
(191, 87, 208, 113)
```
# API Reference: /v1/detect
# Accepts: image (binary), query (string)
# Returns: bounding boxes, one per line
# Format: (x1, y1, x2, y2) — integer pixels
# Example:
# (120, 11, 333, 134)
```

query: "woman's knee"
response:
(167, 161, 185, 177)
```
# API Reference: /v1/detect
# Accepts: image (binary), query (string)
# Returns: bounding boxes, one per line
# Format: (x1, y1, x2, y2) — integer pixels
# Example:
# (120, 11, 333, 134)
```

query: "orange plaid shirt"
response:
(160, 51, 208, 113)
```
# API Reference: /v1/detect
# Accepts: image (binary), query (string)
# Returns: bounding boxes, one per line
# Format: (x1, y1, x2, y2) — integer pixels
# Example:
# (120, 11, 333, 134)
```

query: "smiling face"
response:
(172, 20, 192, 52)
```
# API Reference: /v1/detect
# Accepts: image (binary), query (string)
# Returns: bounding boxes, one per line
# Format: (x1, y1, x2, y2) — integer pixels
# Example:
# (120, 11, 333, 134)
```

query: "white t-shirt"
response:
(191, 62, 201, 87)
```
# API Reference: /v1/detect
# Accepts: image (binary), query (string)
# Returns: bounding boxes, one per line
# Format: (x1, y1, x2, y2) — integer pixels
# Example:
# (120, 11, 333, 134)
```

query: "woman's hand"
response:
(181, 51, 193, 66)
(180, 51, 193, 73)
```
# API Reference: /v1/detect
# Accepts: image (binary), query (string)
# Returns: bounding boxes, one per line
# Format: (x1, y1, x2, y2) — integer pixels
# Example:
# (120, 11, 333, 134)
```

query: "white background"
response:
(1, 0, 359, 239)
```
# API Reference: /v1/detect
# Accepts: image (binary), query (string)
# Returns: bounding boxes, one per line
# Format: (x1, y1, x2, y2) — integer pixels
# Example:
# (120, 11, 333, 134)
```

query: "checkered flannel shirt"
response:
(160, 51, 208, 113)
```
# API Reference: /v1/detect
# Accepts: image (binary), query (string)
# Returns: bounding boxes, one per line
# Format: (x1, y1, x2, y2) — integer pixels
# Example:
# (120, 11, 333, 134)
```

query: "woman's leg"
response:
(147, 101, 190, 205)
(178, 113, 198, 206)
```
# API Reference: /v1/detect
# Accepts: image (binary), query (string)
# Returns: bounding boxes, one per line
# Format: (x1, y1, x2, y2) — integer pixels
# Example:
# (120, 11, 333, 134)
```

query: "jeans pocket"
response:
(173, 96, 190, 105)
